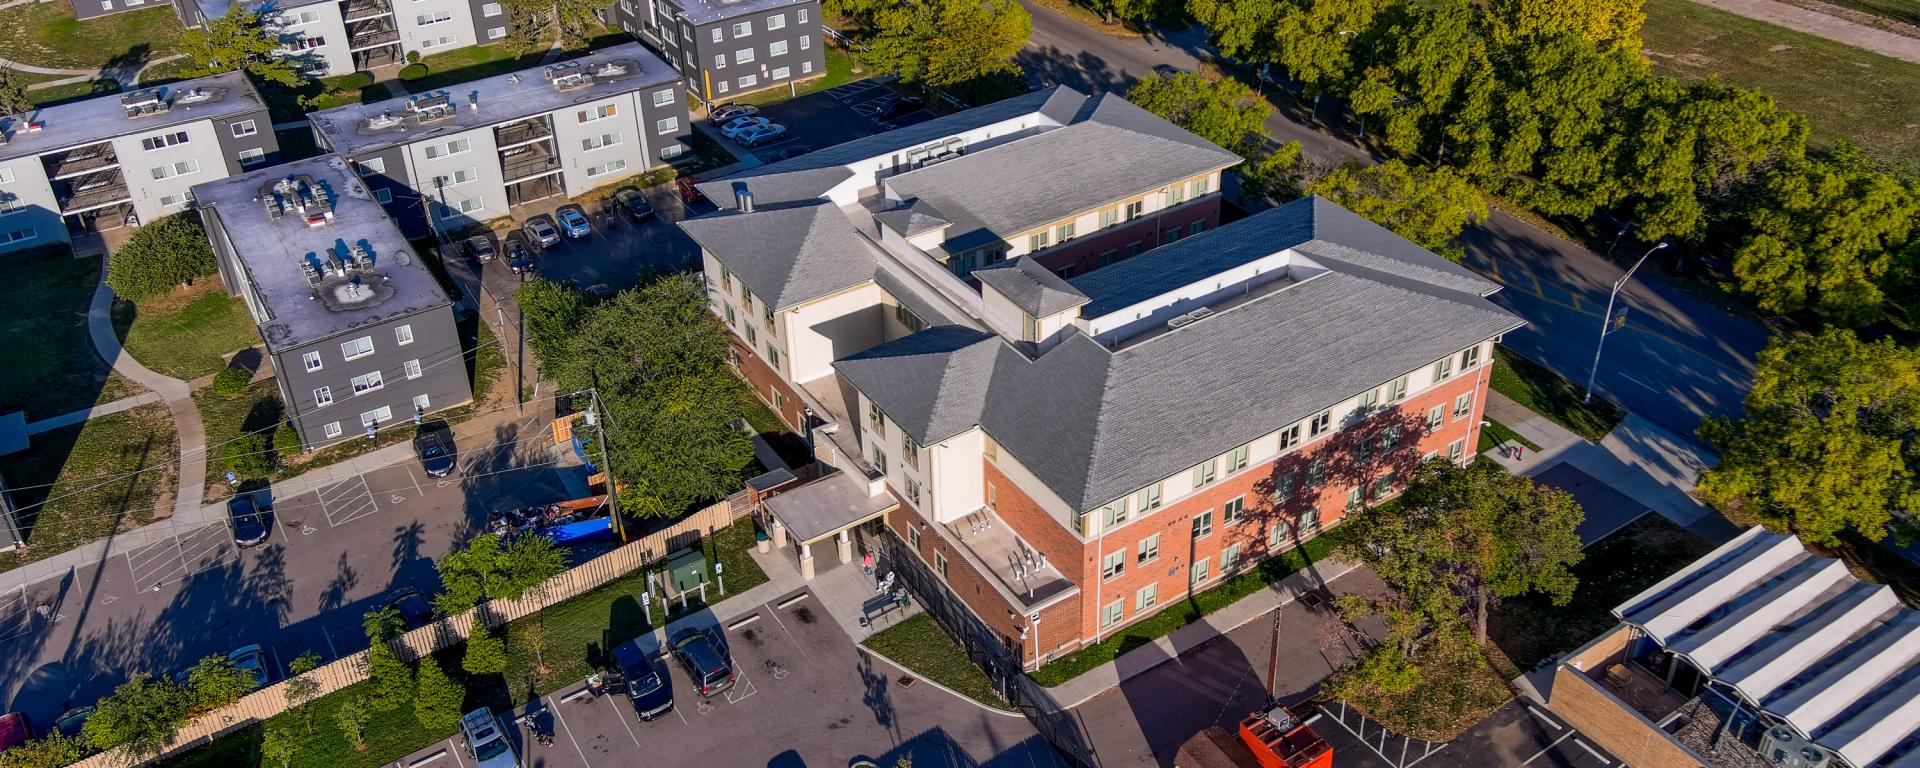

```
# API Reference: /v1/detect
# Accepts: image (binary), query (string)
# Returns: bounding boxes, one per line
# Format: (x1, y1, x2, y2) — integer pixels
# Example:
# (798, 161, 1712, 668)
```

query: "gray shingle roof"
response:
(974, 257, 1089, 317)
(872, 199, 950, 237)
(677, 201, 879, 310)
(881, 94, 1242, 254)
(836, 199, 1523, 512)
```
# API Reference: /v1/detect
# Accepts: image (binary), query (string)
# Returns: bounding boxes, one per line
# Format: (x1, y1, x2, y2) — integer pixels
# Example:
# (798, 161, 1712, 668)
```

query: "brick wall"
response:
(732, 337, 808, 431)
(985, 461, 1084, 583)
(1027, 197, 1224, 278)
(1551, 666, 1707, 768)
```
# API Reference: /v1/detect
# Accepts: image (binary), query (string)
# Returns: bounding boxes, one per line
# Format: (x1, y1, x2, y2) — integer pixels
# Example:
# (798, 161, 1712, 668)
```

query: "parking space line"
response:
(547, 701, 594, 767)
(602, 695, 643, 749)
(1574, 738, 1611, 765)
(765, 604, 812, 662)
(1527, 705, 1563, 730)
(448, 738, 466, 768)
(1522, 732, 1574, 765)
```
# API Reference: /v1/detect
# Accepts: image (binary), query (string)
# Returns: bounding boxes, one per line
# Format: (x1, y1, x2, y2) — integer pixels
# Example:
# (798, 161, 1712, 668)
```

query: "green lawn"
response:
(258, 73, 390, 124)
(404, 44, 543, 94)
(114, 279, 262, 380)
(734, 45, 862, 106)
(740, 394, 812, 469)
(192, 379, 286, 501)
(137, 56, 202, 85)
(862, 613, 1014, 711)
(1032, 537, 1334, 686)
(1476, 418, 1540, 454)
(28, 79, 122, 107)
(0, 2, 181, 69)
(0, 247, 136, 420)
(0, 404, 177, 571)
(1489, 346, 1625, 443)
(1640, 0, 1920, 164)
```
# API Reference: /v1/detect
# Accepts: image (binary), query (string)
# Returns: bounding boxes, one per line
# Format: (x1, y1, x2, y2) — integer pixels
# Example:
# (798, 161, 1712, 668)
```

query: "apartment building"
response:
(196, 155, 471, 448)
(606, 0, 824, 104)
(0, 72, 277, 255)
(680, 86, 1524, 669)
(309, 43, 691, 239)
(165, 0, 508, 75)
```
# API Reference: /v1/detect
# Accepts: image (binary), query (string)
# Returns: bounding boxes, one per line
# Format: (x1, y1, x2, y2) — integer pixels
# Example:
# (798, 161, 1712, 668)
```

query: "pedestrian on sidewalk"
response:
(1514, 444, 1525, 461)
(862, 551, 875, 579)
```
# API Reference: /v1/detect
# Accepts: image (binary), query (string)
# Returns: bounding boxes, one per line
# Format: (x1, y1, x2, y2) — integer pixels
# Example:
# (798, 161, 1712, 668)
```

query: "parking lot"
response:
(1313, 700, 1621, 768)
(692, 79, 933, 166)
(395, 588, 1066, 768)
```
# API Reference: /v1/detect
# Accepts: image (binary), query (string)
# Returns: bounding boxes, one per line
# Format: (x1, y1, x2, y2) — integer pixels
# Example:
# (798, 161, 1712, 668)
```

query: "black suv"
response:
(612, 640, 674, 720)
(668, 628, 735, 697)
(412, 422, 457, 478)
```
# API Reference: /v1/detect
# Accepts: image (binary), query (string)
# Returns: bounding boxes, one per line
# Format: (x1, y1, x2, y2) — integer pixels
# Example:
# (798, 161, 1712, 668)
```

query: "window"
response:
(771, 66, 790, 80)
(413, 393, 431, 413)
(141, 131, 190, 151)
(1135, 584, 1157, 612)
(1099, 498, 1128, 528)
(1278, 423, 1301, 449)
(1137, 534, 1159, 564)
(1099, 250, 1118, 267)
(868, 401, 887, 437)
(418, 35, 455, 49)
(578, 105, 618, 123)
(1434, 356, 1454, 381)
(798, 8, 808, 22)
(302, 351, 323, 372)
(1191, 459, 1217, 488)
(415, 10, 451, 24)
(438, 197, 482, 218)
(0, 228, 34, 245)
(1125, 200, 1144, 219)
(1427, 405, 1445, 430)
(585, 159, 628, 177)
(1190, 177, 1210, 197)
(431, 167, 477, 188)
(1306, 457, 1326, 489)
(1057, 222, 1076, 241)
(1454, 392, 1474, 418)
(314, 386, 334, 407)
(1191, 558, 1210, 585)
(1224, 496, 1245, 524)
(763, 12, 786, 29)
(1189, 220, 1205, 235)
(871, 443, 887, 475)
(1020, 314, 1038, 342)
(341, 336, 374, 360)
(737, 74, 758, 89)
(1102, 599, 1124, 629)
(1102, 550, 1125, 580)
(769, 40, 788, 56)
(375, 188, 393, 204)
(904, 476, 921, 506)
(1354, 440, 1372, 465)
(1268, 519, 1292, 549)
(656, 117, 679, 135)
(1461, 345, 1482, 369)
(800, 34, 811, 50)
(766, 345, 780, 368)
(488, 26, 508, 39)
(935, 551, 948, 580)
(404, 359, 423, 379)
(1099, 208, 1118, 228)
(482, 1, 502, 14)
(1125, 241, 1143, 257)
(732, 20, 751, 36)
(734, 48, 754, 64)
(323, 421, 342, 439)
(1359, 387, 1378, 410)
(0, 197, 21, 215)
(723, 304, 736, 326)
(358, 158, 385, 175)
(763, 303, 776, 329)
(1028, 232, 1048, 251)
(1373, 473, 1395, 499)
(894, 303, 925, 333)
(237, 147, 266, 166)
(714, 54, 726, 69)
(902, 433, 920, 470)
(0, 169, 12, 183)
(1136, 482, 1162, 511)
(351, 371, 385, 395)
(424, 138, 470, 158)
(801, 60, 813, 74)
(717, 81, 730, 94)
(230, 120, 258, 138)
(1447, 439, 1465, 464)
(1346, 486, 1363, 507)
(1166, 184, 1186, 205)
(652, 88, 676, 107)
(1300, 507, 1322, 535)
(1274, 471, 1295, 503)
(583, 131, 624, 151)
(711, 28, 722, 42)
(1308, 410, 1331, 437)
(1222, 543, 1241, 572)
(1071, 510, 1086, 536)
(1228, 444, 1249, 472)
(158, 192, 190, 209)
(150, 159, 200, 180)
(1191, 510, 1213, 540)
(1388, 375, 1408, 401)
(1381, 424, 1402, 452)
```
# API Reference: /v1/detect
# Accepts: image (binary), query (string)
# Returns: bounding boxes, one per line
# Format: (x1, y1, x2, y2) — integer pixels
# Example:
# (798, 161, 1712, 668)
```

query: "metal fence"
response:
(71, 499, 747, 768)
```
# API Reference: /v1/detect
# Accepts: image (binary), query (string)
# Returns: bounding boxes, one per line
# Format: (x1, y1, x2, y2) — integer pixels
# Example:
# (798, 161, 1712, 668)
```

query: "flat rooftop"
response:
(0, 71, 264, 163)
(192, 155, 448, 353)
(662, 0, 814, 25)
(311, 43, 678, 158)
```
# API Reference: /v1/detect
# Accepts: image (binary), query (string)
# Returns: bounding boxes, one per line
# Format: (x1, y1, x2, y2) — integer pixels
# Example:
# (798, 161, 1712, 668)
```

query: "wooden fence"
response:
(72, 498, 749, 768)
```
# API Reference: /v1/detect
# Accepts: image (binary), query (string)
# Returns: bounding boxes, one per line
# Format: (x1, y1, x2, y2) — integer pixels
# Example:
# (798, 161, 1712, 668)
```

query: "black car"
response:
(614, 188, 654, 222)
(505, 233, 536, 275)
(412, 423, 457, 478)
(53, 707, 93, 739)
(386, 587, 434, 630)
(611, 640, 674, 721)
(226, 494, 268, 547)
(668, 627, 735, 697)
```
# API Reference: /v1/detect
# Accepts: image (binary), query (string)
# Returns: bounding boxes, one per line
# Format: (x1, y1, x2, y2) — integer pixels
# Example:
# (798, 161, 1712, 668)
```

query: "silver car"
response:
(460, 708, 517, 768)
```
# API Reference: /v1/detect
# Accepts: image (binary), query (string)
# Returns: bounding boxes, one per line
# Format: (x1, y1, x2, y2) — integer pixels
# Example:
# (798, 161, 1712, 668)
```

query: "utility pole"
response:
(1584, 242, 1668, 404)
(587, 377, 623, 541)
(1266, 606, 1284, 704)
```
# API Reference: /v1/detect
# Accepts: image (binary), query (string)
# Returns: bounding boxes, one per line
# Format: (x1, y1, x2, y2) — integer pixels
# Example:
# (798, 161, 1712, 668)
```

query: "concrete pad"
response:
(1529, 463, 1649, 546)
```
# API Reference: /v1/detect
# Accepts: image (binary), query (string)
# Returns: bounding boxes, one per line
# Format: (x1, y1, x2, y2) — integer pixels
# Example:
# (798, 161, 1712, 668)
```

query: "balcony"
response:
(340, 0, 392, 21)
(43, 146, 119, 180)
(58, 170, 132, 213)
(494, 119, 553, 150)
(347, 20, 400, 51)
(500, 146, 561, 182)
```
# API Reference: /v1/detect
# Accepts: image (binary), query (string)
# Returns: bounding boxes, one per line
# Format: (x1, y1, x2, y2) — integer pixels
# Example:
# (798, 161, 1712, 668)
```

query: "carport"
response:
(759, 471, 896, 579)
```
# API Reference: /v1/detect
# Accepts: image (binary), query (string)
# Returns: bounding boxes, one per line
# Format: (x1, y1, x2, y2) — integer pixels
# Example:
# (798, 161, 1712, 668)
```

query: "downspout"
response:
(1090, 510, 1103, 650)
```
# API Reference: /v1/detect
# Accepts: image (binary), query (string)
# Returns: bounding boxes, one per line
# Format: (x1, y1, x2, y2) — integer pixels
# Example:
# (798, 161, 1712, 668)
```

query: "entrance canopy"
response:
(762, 471, 896, 545)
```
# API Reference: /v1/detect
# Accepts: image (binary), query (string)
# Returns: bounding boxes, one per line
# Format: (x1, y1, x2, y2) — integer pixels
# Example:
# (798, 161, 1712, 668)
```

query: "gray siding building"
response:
(607, 0, 824, 105)
(0, 72, 277, 254)
(195, 155, 471, 449)
(167, 0, 511, 76)
(308, 42, 692, 238)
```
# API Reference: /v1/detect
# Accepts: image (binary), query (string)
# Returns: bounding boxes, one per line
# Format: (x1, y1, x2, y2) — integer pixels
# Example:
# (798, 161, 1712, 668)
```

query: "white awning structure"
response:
(1612, 527, 1920, 768)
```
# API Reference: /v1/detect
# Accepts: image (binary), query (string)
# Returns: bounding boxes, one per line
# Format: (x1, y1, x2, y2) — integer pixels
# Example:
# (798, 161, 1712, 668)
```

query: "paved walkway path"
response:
(23, 391, 164, 436)
(1682, 0, 1920, 63)
(3, 53, 189, 91)
(84, 269, 208, 526)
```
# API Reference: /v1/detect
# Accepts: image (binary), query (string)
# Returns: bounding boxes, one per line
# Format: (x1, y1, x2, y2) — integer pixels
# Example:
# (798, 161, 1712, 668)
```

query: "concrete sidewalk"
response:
(24, 392, 165, 435)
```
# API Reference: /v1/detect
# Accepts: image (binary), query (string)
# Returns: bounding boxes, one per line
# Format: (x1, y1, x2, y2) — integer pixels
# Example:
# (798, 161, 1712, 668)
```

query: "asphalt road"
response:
(0, 413, 578, 731)
(1014, 0, 1769, 443)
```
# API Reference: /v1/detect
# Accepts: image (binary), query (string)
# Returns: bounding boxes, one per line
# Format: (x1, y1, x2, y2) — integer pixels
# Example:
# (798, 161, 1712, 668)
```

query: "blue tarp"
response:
(547, 516, 614, 544)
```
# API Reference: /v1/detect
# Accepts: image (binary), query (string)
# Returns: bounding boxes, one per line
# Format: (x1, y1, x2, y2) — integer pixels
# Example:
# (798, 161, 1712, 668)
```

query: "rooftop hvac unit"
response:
(1759, 726, 1831, 768)
(1185, 307, 1215, 322)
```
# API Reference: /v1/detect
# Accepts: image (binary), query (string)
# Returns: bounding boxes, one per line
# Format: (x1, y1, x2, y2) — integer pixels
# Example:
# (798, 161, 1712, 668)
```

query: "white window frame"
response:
(302, 351, 323, 372)
(765, 12, 785, 29)
(797, 7, 807, 22)
(731, 20, 751, 37)
(351, 370, 385, 395)
(655, 117, 679, 135)
(769, 40, 787, 56)
(404, 359, 423, 379)
(341, 336, 374, 360)
(481, 1, 502, 15)
(652, 88, 676, 107)
(237, 147, 267, 166)
(395, 324, 414, 345)
(772, 66, 790, 80)
(313, 386, 334, 407)
(734, 48, 754, 65)
(230, 120, 258, 138)
(323, 421, 342, 438)
(360, 405, 393, 428)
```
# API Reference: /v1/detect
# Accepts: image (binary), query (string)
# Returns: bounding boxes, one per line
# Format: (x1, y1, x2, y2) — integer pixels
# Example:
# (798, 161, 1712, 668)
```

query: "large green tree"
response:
(432, 533, 565, 615)
(0, 68, 32, 119)
(1194, 0, 1383, 107)
(1125, 71, 1269, 154)
(1698, 330, 1920, 546)
(183, 653, 257, 715)
(1328, 459, 1583, 643)
(1307, 159, 1488, 261)
(463, 626, 509, 676)
(413, 658, 466, 734)
(1728, 150, 1919, 326)
(516, 279, 595, 379)
(1484, 0, 1644, 52)
(81, 673, 191, 760)
(362, 607, 414, 712)
(107, 213, 218, 302)
(856, 0, 1031, 88)
(0, 733, 89, 768)
(176, 6, 306, 87)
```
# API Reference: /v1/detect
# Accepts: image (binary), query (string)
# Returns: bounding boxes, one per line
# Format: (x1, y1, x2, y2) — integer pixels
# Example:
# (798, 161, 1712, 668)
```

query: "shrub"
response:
(398, 63, 428, 80)
(208, 365, 250, 398)
(412, 658, 464, 735)
(406, 50, 421, 64)
(463, 627, 507, 675)
(106, 214, 216, 302)
(272, 424, 302, 460)
(222, 433, 274, 478)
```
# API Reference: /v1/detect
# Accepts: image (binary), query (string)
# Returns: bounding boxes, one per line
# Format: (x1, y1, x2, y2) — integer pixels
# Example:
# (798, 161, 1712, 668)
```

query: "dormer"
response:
(873, 198, 951, 252)
(974, 258, 1088, 353)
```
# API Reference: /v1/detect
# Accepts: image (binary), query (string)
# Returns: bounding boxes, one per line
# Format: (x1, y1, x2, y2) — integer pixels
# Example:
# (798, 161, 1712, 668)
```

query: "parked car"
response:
(720, 116, 772, 139)
(674, 176, 708, 206)
(465, 235, 497, 264)
(228, 644, 272, 689)
(505, 233, 536, 275)
(668, 627, 735, 697)
(878, 95, 925, 119)
(611, 640, 674, 721)
(412, 422, 456, 478)
(708, 103, 758, 126)
(734, 124, 788, 148)
(1153, 64, 1192, 77)
(52, 707, 92, 739)
(524, 214, 561, 248)
(460, 708, 518, 768)
(614, 188, 655, 222)
(1024, 72, 1050, 92)
(0, 712, 28, 752)
(385, 587, 434, 630)
(772, 144, 813, 161)
(226, 494, 269, 548)
(557, 205, 592, 239)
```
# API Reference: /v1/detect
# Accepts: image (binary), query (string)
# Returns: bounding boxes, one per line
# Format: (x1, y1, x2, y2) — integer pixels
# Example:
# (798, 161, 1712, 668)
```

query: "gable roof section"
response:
(678, 201, 880, 310)
(975, 257, 1089, 317)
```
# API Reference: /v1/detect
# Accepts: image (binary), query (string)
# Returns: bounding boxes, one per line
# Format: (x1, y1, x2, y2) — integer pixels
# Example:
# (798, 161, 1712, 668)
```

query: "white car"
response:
(708, 103, 758, 126)
(735, 124, 788, 147)
(719, 116, 772, 139)
(460, 708, 517, 768)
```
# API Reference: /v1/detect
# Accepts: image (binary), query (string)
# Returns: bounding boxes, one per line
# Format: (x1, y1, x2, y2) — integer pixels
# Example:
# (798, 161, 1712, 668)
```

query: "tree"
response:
(184, 653, 256, 714)
(283, 650, 323, 736)
(1239, 141, 1309, 202)
(432, 533, 565, 615)
(516, 279, 595, 379)
(363, 607, 414, 712)
(105, 213, 217, 302)
(0, 68, 33, 119)
(1125, 72, 1269, 154)
(463, 626, 509, 676)
(81, 673, 190, 759)
(1307, 159, 1488, 261)
(0, 733, 90, 768)
(1264, 0, 1386, 107)
(176, 6, 306, 87)
(259, 718, 300, 768)
(1727, 151, 1918, 326)
(1485, 0, 1644, 52)
(335, 692, 374, 753)
(1328, 459, 1583, 643)
(223, 433, 274, 478)
(1698, 330, 1920, 546)
(1087, 0, 1153, 24)
(413, 657, 466, 734)
(519, 619, 552, 689)
(857, 0, 1031, 88)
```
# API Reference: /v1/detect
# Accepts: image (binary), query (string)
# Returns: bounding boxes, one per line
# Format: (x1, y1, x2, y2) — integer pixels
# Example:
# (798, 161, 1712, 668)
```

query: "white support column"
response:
(798, 541, 815, 580)
(771, 517, 788, 549)
(836, 529, 853, 564)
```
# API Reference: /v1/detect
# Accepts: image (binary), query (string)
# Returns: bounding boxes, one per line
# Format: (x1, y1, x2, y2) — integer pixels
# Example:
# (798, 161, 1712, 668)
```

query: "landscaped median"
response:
(861, 614, 1015, 712)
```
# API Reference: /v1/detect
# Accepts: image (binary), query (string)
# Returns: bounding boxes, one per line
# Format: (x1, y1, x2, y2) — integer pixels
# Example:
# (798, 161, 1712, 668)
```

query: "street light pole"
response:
(1584, 242, 1668, 404)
